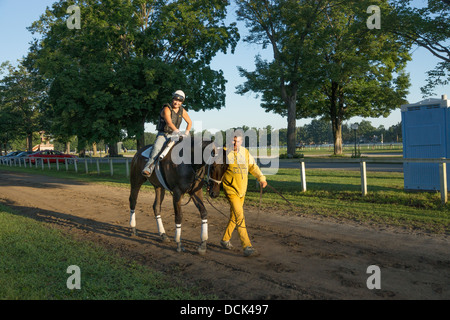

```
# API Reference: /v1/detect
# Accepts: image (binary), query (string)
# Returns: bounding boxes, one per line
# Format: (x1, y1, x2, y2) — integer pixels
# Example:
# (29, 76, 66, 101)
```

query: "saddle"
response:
(141, 141, 176, 191)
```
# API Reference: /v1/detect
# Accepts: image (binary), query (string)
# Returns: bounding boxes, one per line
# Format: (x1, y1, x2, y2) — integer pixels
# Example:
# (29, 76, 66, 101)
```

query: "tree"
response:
(236, 0, 411, 155)
(235, 0, 326, 156)
(303, 119, 332, 144)
(385, 0, 449, 96)
(0, 61, 45, 152)
(27, 0, 239, 152)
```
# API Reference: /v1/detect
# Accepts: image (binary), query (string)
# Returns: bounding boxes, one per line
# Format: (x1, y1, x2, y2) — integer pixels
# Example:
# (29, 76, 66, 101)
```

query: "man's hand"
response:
(260, 180, 268, 188)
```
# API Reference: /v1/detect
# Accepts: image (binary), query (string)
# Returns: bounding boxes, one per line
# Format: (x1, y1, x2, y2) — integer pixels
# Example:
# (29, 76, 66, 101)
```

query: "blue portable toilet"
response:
(401, 95, 450, 190)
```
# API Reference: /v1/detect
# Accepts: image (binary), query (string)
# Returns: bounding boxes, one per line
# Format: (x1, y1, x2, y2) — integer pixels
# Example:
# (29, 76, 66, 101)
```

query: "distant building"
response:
(32, 131, 54, 151)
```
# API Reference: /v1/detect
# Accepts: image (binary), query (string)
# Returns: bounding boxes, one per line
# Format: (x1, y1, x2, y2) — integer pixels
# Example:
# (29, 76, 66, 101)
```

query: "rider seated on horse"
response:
(142, 90, 192, 177)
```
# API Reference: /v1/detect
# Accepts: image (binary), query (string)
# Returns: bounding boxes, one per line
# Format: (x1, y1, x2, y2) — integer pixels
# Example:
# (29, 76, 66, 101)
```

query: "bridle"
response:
(205, 147, 224, 188)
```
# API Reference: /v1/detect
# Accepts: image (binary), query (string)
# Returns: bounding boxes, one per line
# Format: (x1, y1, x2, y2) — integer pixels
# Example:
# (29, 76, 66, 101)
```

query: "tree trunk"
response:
(65, 142, 71, 154)
(286, 98, 297, 157)
(329, 81, 343, 155)
(108, 142, 119, 157)
(332, 119, 343, 155)
(136, 117, 146, 151)
(26, 132, 33, 152)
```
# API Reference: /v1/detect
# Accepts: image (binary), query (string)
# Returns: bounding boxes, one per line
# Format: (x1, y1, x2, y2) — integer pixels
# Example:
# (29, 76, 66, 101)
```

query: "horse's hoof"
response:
(160, 233, 170, 243)
(176, 243, 185, 253)
(198, 241, 207, 255)
(130, 227, 138, 237)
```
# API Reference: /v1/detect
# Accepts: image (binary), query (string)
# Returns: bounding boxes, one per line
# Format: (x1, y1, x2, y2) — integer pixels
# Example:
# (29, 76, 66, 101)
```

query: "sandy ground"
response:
(0, 170, 449, 300)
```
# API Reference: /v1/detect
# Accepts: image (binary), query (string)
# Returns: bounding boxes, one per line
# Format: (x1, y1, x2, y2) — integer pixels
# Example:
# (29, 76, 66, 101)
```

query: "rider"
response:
(142, 90, 192, 177)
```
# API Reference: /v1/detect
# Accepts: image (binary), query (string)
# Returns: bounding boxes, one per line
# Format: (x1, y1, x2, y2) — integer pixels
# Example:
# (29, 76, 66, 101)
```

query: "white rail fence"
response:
(0, 157, 131, 178)
(2, 156, 449, 204)
(300, 158, 449, 204)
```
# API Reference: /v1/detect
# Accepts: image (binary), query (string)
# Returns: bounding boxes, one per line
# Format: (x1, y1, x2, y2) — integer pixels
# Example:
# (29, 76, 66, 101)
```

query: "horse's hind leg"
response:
(153, 187, 169, 242)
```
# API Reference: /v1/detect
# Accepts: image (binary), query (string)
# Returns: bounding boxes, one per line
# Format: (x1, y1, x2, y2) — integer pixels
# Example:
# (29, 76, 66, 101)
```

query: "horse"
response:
(128, 136, 228, 255)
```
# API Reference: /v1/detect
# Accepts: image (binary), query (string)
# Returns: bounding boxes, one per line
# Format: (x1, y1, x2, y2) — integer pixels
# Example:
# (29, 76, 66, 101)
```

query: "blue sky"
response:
(1, 0, 448, 133)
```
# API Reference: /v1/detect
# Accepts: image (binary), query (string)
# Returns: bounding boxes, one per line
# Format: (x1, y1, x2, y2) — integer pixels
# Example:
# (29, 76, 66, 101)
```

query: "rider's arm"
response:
(182, 109, 192, 135)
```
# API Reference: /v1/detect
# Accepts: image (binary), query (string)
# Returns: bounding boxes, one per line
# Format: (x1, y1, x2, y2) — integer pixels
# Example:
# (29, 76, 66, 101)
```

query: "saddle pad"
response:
(155, 161, 172, 192)
(141, 146, 153, 159)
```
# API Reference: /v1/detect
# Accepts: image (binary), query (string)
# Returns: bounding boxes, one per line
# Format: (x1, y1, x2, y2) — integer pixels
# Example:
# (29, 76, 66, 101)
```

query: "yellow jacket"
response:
(222, 147, 266, 198)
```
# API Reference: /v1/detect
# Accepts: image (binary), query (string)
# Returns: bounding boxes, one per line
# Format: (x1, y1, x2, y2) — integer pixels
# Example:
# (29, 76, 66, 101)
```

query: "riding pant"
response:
(149, 132, 169, 162)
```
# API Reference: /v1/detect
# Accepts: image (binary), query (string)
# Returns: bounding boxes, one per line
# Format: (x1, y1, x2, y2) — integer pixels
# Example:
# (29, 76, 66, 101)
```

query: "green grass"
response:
(246, 169, 450, 234)
(0, 204, 215, 300)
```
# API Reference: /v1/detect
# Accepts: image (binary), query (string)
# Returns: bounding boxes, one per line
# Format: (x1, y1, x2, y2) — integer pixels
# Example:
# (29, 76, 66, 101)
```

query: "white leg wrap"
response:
(155, 215, 165, 235)
(130, 210, 136, 228)
(175, 224, 182, 243)
(201, 219, 208, 241)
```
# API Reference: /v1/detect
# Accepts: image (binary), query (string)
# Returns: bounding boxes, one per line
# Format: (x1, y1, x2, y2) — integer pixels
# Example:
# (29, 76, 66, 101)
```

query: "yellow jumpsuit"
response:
(221, 147, 266, 249)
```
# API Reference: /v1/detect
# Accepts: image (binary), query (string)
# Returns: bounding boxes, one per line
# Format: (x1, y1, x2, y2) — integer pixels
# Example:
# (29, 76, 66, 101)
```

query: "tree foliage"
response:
(235, 0, 412, 155)
(26, 0, 239, 152)
(0, 61, 45, 152)
(385, 0, 449, 96)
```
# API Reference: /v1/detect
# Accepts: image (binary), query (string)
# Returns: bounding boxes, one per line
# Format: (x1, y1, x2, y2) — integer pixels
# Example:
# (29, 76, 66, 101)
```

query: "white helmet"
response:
(172, 90, 185, 102)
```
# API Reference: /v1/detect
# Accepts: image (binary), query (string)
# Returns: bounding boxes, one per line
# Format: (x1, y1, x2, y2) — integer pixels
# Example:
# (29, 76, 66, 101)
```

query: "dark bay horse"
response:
(129, 136, 228, 255)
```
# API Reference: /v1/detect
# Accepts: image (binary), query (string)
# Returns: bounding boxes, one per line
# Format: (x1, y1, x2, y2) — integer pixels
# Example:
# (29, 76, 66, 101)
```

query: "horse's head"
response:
(206, 146, 228, 198)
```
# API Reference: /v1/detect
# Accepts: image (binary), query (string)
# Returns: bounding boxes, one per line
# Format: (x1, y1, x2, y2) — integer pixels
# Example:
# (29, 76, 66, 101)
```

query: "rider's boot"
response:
(142, 160, 155, 177)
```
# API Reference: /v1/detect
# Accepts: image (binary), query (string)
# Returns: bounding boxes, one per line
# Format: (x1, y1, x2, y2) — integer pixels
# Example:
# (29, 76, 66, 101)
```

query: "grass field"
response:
(246, 169, 450, 234)
(0, 203, 215, 300)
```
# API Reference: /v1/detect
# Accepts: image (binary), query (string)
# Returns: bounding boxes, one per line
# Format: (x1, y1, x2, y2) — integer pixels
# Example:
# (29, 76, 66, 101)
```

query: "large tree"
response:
(27, 0, 239, 152)
(385, 0, 449, 96)
(236, 0, 411, 155)
(0, 61, 45, 152)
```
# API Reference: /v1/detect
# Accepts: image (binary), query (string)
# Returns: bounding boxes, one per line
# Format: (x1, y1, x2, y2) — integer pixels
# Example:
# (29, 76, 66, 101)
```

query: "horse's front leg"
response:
(173, 188, 185, 252)
(129, 170, 146, 237)
(153, 187, 169, 242)
(191, 188, 208, 255)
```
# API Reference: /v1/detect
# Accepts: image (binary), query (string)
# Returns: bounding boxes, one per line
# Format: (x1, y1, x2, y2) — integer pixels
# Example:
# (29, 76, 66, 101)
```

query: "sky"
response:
(0, 0, 448, 134)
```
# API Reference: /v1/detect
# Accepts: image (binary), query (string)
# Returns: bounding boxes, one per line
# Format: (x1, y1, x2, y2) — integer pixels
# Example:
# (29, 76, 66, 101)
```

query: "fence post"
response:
(74, 159, 78, 173)
(300, 161, 306, 192)
(96, 159, 100, 175)
(439, 159, 447, 204)
(85, 158, 88, 174)
(56, 159, 59, 171)
(126, 159, 129, 178)
(360, 160, 367, 196)
(65, 158, 68, 171)
(109, 159, 113, 176)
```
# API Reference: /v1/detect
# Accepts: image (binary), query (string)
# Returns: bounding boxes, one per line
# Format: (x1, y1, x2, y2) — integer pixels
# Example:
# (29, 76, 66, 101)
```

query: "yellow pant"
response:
(222, 193, 251, 249)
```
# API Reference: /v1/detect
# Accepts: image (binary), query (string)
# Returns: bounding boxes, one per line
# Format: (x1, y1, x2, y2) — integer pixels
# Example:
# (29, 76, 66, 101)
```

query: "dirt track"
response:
(1, 170, 449, 300)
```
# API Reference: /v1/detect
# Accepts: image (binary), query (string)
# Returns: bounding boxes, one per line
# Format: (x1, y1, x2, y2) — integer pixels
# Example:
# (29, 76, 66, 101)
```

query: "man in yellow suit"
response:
(220, 131, 267, 257)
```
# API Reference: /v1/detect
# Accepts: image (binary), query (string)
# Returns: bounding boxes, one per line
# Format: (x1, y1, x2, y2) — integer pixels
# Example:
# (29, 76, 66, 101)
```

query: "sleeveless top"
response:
(156, 103, 184, 134)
